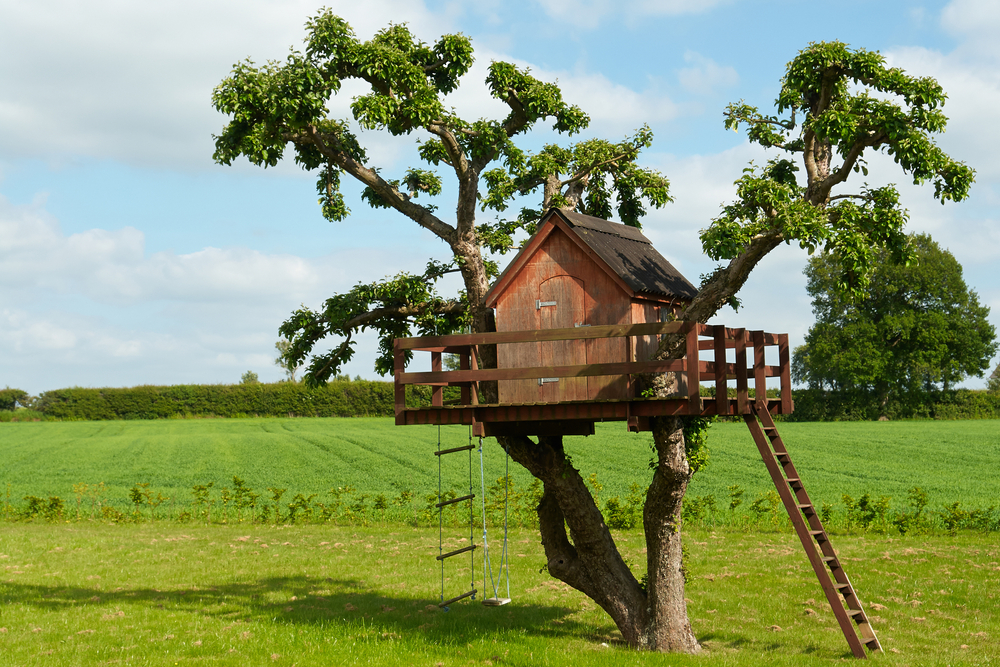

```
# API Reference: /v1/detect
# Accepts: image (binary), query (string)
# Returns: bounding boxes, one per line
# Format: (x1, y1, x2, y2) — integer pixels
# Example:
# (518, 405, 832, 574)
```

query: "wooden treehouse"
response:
(393, 209, 882, 658)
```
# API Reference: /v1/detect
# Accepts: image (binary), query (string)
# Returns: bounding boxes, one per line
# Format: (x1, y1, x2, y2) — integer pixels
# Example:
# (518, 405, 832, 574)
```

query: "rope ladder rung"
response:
(436, 493, 475, 508)
(439, 589, 477, 607)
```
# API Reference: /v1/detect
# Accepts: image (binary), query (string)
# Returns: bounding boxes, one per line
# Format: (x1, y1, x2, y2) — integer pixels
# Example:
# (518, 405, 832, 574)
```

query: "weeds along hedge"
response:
(31, 381, 455, 420)
(6, 475, 999, 539)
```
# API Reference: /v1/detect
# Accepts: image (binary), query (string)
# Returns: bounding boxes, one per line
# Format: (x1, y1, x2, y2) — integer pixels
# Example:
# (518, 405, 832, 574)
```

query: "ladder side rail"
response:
(744, 412, 869, 659)
(756, 410, 881, 652)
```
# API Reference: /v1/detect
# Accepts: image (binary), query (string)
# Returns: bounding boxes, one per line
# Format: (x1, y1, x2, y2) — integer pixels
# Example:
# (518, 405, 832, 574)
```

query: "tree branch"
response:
(289, 125, 457, 242)
(341, 301, 465, 331)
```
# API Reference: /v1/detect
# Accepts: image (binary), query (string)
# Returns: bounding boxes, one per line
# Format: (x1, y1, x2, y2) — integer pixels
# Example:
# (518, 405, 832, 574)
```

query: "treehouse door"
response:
(537, 275, 588, 402)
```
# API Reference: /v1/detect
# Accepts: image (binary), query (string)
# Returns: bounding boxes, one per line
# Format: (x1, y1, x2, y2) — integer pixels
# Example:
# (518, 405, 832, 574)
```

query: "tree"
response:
(214, 21, 973, 652)
(274, 339, 302, 382)
(792, 234, 996, 412)
(990, 364, 1000, 393)
(240, 371, 259, 385)
(0, 387, 29, 411)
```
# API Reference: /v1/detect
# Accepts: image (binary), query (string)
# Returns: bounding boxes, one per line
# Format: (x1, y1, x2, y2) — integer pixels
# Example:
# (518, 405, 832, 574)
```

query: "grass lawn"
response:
(1, 522, 998, 666)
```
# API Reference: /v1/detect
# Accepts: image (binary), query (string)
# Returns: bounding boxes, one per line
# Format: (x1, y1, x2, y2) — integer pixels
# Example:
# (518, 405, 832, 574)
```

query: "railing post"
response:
(734, 328, 748, 414)
(394, 339, 406, 425)
(460, 349, 471, 406)
(752, 330, 766, 411)
(431, 351, 443, 407)
(779, 333, 792, 414)
(686, 322, 702, 415)
(470, 345, 479, 406)
(713, 324, 728, 416)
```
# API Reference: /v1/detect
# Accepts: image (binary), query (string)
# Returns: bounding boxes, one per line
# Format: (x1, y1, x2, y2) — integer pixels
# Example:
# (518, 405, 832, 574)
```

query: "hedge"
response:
(31, 380, 455, 421)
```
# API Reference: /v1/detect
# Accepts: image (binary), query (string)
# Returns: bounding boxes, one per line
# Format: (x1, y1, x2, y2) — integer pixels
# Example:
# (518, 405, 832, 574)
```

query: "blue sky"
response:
(1, 0, 998, 394)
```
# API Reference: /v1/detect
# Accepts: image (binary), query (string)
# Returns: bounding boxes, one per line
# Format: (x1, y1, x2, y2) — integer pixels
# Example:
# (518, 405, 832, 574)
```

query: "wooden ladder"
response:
(744, 404, 882, 658)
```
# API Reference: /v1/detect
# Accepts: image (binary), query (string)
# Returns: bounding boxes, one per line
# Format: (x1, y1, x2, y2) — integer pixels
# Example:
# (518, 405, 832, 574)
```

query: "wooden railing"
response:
(393, 322, 792, 427)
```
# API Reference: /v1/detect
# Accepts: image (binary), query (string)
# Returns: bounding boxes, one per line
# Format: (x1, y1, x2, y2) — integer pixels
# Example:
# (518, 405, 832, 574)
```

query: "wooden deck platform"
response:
(394, 321, 793, 435)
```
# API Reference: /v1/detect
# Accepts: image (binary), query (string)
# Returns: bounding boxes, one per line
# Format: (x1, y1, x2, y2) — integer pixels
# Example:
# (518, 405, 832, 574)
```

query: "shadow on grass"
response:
(4, 576, 588, 644)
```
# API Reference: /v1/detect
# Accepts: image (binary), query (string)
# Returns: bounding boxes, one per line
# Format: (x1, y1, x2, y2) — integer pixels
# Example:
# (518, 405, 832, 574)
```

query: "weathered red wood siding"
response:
(495, 225, 630, 403)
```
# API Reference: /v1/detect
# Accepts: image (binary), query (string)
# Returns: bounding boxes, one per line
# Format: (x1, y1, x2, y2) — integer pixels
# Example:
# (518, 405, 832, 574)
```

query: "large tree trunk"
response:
(500, 420, 700, 652)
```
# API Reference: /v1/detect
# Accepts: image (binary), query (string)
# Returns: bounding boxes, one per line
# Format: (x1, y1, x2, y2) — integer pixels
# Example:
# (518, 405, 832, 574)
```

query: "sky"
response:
(1, 0, 998, 395)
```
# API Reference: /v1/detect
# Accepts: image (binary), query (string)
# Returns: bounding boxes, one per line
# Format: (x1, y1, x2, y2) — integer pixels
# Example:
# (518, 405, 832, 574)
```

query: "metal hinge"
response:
(538, 377, 560, 385)
(536, 300, 557, 309)
(574, 323, 590, 327)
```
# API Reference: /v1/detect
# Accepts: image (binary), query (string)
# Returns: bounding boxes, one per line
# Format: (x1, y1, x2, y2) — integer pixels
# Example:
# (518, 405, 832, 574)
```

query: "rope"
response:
(478, 435, 511, 602)
(468, 425, 475, 601)
(438, 425, 444, 607)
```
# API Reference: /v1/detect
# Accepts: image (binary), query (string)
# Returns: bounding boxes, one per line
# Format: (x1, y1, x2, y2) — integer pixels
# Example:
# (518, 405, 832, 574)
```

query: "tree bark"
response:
(499, 425, 700, 652)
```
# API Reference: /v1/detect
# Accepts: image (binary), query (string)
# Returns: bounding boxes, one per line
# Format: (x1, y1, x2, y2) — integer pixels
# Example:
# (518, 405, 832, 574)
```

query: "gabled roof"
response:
(485, 208, 698, 307)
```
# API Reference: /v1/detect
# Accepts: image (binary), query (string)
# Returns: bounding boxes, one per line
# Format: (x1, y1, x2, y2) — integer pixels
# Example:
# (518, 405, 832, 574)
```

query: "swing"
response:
(478, 435, 510, 606)
(435, 425, 511, 609)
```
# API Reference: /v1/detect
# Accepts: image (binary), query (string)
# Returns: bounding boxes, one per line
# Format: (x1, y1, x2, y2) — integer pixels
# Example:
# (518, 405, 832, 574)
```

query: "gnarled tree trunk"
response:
(499, 416, 699, 652)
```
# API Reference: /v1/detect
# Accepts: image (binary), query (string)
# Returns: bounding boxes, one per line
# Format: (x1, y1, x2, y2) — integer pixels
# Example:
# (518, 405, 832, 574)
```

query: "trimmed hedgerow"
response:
(31, 380, 455, 421)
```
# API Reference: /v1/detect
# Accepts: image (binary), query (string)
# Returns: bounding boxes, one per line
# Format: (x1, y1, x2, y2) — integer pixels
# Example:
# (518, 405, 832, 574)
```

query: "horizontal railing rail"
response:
(393, 322, 792, 424)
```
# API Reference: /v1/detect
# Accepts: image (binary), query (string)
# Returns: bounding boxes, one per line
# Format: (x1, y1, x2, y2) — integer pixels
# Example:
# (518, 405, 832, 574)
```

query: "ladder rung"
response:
(864, 638, 881, 648)
(436, 493, 475, 508)
(822, 556, 839, 564)
(437, 544, 477, 561)
(846, 609, 864, 618)
(787, 477, 801, 485)
(435, 445, 475, 456)
(439, 589, 477, 607)
(809, 530, 825, 536)
(797, 503, 814, 511)
(835, 583, 851, 591)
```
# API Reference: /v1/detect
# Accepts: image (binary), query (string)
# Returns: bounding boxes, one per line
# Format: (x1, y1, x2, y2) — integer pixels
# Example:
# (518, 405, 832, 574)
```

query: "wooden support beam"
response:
(713, 325, 728, 416)
(401, 359, 685, 386)
(779, 333, 793, 414)
(460, 351, 471, 405)
(753, 330, 767, 411)
(397, 321, 686, 350)
(686, 322, 702, 414)
(394, 340, 406, 425)
(431, 352, 443, 407)
(735, 328, 749, 415)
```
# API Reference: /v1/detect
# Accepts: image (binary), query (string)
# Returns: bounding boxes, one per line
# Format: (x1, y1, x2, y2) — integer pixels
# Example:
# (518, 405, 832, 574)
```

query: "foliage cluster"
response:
(0, 387, 29, 410)
(793, 234, 996, 414)
(23, 379, 450, 420)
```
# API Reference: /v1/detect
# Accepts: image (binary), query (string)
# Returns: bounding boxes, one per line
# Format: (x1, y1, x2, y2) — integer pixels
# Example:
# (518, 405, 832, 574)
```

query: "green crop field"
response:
(1, 418, 999, 519)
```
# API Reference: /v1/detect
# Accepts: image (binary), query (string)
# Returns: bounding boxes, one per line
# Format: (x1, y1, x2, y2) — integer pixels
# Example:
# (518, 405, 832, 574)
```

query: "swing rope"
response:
(478, 435, 511, 604)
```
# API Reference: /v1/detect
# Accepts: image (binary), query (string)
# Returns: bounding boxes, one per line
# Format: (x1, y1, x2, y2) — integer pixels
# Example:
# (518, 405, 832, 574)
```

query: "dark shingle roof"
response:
(557, 210, 698, 300)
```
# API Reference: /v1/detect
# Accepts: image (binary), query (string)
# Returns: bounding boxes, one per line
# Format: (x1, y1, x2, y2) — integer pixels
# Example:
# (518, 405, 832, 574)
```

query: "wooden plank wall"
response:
(496, 227, 630, 402)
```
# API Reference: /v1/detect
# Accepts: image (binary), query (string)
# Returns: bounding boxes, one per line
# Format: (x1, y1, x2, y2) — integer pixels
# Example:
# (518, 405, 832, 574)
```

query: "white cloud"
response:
(677, 51, 740, 97)
(0, 195, 421, 393)
(0, 0, 451, 170)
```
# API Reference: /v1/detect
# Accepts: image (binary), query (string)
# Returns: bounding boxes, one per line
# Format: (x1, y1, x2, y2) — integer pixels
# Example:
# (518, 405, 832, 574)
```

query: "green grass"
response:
(2, 418, 1000, 663)
(2, 418, 999, 519)
(1, 522, 997, 665)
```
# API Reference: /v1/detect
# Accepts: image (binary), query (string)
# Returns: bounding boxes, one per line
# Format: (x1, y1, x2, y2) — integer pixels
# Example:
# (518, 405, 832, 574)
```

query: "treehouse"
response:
(392, 209, 793, 438)
(486, 209, 698, 405)
(392, 210, 881, 658)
